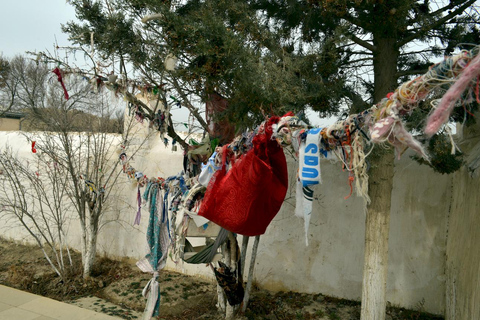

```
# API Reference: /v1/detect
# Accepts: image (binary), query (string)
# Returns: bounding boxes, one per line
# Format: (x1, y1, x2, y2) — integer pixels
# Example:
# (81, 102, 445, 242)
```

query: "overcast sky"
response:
(0, 0, 77, 58)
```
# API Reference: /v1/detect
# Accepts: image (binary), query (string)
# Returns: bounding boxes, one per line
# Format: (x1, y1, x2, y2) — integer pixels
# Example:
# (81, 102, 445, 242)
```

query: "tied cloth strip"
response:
(198, 151, 221, 187)
(136, 184, 170, 320)
(184, 227, 228, 264)
(135, 185, 142, 225)
(52, 67, 69, 100)
(296, 128, 322, 246)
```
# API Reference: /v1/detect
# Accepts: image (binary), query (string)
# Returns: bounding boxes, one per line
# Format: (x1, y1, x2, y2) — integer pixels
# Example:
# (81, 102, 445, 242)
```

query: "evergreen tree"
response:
(62, 1, 479, 318)
(247, 1, 478, 319)
(63, 0, 351, 132)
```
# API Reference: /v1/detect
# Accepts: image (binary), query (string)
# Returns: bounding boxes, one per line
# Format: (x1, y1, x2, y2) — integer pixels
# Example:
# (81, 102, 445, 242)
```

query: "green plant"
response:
(328, 311, 340, 320)
(315, 309, 325, 317)
(296, 312, 304, 319)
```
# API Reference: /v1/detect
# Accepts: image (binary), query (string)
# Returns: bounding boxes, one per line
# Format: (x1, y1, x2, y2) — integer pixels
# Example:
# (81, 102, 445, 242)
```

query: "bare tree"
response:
(0, 55, 139, 278)
(33, 96, 132, 279)
(0, 147, 73, 280)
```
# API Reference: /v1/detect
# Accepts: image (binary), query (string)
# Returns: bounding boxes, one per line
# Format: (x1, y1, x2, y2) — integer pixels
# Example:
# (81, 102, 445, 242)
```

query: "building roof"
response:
(0, 111, 25, 119)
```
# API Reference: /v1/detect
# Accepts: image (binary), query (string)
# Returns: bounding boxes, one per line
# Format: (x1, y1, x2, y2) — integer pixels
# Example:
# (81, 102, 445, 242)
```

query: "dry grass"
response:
(0, 237, 444, 320)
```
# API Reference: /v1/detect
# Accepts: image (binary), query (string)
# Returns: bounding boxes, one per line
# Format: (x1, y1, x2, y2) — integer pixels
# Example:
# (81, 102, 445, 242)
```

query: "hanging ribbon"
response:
(296, 128, 322, 246)
(134, 186, 142, 225)
(31, 141, 37, 153)
(137, 184, 170, 319)
(137, 261, 160, 320)
(52, 67, 69, 100)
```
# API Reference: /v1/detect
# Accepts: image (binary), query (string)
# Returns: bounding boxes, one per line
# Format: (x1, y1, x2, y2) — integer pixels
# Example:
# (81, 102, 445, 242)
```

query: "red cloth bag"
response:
(198, 117, 288, 236)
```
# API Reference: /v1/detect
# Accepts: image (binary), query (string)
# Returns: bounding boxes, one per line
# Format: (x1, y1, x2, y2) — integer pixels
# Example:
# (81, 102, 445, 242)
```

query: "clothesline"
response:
(118, 45, 480, 318)
(121, 44, 480, 246)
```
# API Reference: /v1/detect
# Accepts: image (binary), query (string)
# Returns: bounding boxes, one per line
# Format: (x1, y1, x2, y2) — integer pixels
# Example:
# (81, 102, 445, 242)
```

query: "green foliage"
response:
(412, 134, 464, 174)
(62, 0, 348, 131)
(404, 92, 477, 175)
(328, 310, 341, 320)
(63, 0, 143, 59)
(159, 0, 350, 124)
(450, 99, 479, 128)
(62, 0, 479, 166)
(250, 0, 479, 102)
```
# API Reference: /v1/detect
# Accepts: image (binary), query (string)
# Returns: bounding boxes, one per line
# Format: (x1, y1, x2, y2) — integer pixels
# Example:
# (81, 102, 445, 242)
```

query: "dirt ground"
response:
(0, 237, 444, 320)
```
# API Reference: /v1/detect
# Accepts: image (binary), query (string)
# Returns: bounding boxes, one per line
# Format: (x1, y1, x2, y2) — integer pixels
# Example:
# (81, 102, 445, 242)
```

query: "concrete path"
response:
(0, 285, 121, 320)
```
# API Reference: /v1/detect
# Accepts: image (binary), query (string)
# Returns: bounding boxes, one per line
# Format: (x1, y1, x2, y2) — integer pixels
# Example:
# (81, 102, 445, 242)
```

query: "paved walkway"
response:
(0, 285, 121, 320)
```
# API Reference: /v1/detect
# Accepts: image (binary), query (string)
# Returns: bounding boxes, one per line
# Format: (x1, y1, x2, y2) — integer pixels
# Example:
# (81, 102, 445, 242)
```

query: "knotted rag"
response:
(136, 184, 170, 320)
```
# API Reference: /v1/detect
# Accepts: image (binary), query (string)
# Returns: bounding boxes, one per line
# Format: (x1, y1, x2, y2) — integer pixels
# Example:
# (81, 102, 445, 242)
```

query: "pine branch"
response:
(346, 50, 374, 56)
(169, 77, 209, 131)
(345, 33, 376, 52)
(399, 48, 440, 56)
(342, 11, 368, 32)
(399, 0, 477, 47)
(167, 114, 189, 150)
(341, 12, 376, 51)
(396, 68, 429, 78)
(345, 57, 374, 65)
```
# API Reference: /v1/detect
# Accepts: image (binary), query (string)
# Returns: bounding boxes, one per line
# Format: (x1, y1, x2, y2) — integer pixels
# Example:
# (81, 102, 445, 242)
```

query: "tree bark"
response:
(82, 210, 99, 278)
(83, 234, 98, 278)
(360, 149, 395, 320)
(360, 35, 398, 320)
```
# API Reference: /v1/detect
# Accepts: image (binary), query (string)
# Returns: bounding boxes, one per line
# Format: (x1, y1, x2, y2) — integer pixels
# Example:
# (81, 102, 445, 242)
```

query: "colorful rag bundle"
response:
(426, 49, 480, 136)
(368, 47, 480, 161)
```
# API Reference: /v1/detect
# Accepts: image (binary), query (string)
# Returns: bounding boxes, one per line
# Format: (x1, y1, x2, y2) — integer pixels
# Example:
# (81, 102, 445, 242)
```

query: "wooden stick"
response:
(225, 233, 236, 320)
(242, 235, 260, 312)
(240, 236, 250, 274)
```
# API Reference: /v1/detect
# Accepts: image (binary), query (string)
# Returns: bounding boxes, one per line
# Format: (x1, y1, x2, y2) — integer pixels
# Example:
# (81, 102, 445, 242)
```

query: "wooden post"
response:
(242, 235, 260, 312)
(240, 235, 249, 274)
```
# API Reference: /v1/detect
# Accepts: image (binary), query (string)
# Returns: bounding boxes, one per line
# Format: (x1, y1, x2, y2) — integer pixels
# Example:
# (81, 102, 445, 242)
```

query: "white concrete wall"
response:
(388, 155, 450, 314)
(252, 152, 450, 315)
(445, 165, 480, 320)
(445, 124, 480, 320)
(0, 130, 452, 315)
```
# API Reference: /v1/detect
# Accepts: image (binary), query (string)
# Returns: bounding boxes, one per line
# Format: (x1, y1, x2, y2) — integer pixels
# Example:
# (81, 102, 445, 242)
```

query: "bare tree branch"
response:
(170, 77, 209, 131)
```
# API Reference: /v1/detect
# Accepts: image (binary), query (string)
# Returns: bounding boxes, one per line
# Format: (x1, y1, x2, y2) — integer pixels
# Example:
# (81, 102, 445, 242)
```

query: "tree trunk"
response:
(360, 36, 398, 320)
(360, 149, 395, 320)
(82, 211, 99, 278)
(83, 233, 97, 278)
